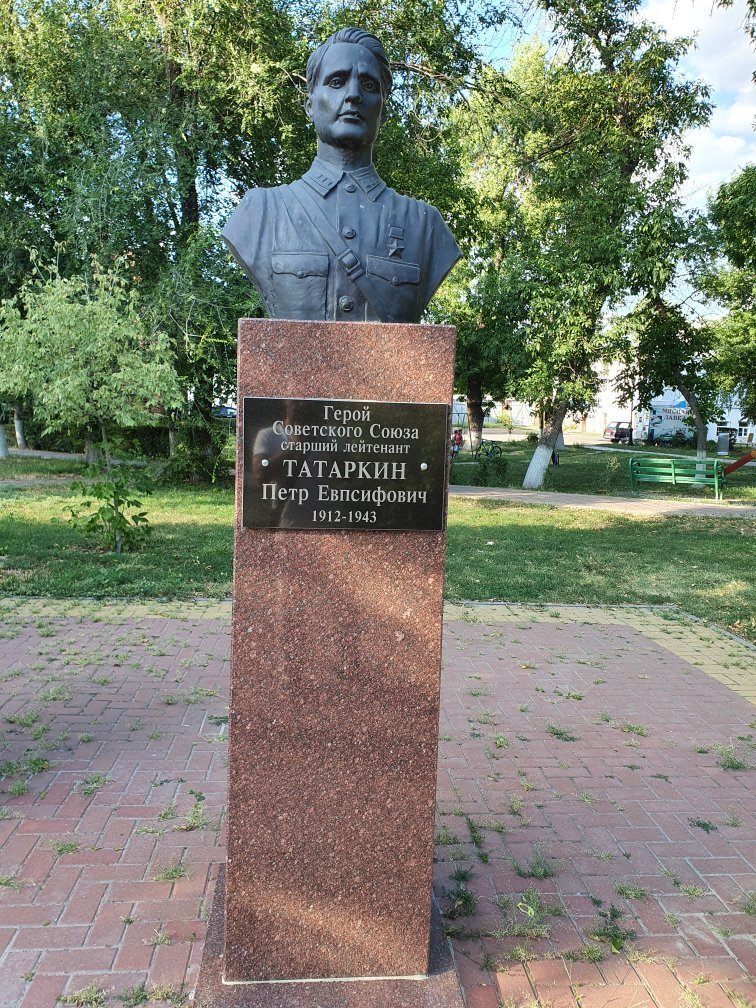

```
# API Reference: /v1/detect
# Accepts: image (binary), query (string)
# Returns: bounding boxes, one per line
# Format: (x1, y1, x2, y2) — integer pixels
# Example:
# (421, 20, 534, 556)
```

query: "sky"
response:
(642, 0, 754, 209)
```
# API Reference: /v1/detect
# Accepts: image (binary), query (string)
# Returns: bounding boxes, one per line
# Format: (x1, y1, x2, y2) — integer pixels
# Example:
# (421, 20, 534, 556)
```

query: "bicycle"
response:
(471, 440, 503, 461)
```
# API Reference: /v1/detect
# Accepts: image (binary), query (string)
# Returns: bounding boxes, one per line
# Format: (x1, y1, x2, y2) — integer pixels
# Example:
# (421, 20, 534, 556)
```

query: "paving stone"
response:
(1, 599, 754, 1005)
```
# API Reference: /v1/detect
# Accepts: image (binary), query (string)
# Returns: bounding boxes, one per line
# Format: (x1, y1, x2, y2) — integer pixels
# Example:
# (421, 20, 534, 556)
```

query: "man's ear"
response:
(305, 95, 313, 121)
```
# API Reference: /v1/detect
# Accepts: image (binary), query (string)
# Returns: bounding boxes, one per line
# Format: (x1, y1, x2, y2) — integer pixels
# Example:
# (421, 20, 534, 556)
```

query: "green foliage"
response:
(440, 0, 711, 485)
(492, 884, 563, 939)
(546, 724, 579, 742)
(67, 467, 155, 553)
(511, 846, 556, 878)
(588, 903, 636, 951)
(0, 0, 490, 472)
(563, 944, 605, 963)
(612, 297, 719, 455)
(443, 880, 478, 918)
(57, 987, 106, 1007)
(614, 881, 649, 899)
(458, 454, 509, 488)
(713, 744, 748, 771)
(688, 816, 718, 833)
(434, 825, 460, 846)
(0, 260, 181, 448)
(153, 861, 187, 883)
(705, 167, 756, 421)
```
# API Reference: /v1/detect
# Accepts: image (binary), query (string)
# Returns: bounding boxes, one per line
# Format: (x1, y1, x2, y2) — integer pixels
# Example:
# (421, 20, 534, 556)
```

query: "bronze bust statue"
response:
(222, 28, 461, 323)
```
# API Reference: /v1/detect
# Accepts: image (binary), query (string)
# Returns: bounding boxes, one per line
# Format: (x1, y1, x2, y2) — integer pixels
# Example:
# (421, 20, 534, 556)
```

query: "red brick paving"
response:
(0, 598, 753, 1007)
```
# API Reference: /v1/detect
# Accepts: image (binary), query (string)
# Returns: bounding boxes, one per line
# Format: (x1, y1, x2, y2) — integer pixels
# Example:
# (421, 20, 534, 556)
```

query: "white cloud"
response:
(643, 0, 753, 94)
(642, 0, 754, 207)
(711, 87, 756, 134)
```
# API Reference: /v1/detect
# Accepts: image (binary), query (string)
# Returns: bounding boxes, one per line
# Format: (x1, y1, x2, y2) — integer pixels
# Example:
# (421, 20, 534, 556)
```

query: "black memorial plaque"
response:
(242, 397, 449, 530)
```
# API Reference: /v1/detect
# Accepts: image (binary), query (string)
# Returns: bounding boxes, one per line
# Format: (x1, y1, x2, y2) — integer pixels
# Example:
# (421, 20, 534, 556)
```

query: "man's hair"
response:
(306, 28, 392, 98)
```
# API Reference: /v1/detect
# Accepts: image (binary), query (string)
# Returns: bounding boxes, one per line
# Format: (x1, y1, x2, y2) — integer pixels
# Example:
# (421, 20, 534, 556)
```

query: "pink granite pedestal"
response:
(196, 320, 463, 1007)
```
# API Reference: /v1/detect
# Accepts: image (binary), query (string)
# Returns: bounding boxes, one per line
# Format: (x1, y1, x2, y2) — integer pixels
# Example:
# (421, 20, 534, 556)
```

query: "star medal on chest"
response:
(387, 224, 405, 258)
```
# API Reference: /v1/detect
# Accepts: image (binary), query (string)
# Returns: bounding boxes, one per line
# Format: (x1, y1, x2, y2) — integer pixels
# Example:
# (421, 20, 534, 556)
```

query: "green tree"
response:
(612, 297, 719, 461)
(0, 259, 181, 461)
(0, 0, 487, 468)
(452, 0, 710, 486)
(704, 167, 756, 422)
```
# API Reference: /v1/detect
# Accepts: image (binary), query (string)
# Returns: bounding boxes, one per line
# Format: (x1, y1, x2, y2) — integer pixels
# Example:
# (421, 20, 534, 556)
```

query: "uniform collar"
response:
(302, 157, 387, 202)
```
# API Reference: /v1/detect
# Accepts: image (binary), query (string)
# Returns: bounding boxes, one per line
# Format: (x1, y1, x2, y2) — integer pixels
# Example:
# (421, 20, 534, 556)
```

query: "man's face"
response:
(306, 42, 384, 152)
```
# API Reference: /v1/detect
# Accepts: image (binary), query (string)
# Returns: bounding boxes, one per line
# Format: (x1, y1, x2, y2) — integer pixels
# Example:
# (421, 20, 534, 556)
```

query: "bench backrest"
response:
(629, 457, 724, 484)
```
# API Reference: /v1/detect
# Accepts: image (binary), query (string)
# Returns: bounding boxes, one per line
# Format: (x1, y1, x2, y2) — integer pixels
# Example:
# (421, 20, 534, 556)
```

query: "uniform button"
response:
(341, 226, 356, 239)
(339, 296, 354, 312)
(392, 277, 400, 285)
(296, 270, 305, 278)
(344, 183, 357, 193)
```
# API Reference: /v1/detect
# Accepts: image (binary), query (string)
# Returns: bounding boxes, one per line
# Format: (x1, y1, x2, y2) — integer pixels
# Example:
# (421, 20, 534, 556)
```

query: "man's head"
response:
(305, 29, 391, 155)
(306, 29, 392, 99)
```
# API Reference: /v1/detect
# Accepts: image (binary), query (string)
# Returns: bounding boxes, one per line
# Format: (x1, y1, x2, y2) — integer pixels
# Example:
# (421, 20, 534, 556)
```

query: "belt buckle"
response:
(338, 249, 364, 281)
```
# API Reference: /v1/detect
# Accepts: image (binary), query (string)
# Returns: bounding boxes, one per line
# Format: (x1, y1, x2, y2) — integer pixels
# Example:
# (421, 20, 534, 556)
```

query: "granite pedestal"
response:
(196, 319, 463, 1007)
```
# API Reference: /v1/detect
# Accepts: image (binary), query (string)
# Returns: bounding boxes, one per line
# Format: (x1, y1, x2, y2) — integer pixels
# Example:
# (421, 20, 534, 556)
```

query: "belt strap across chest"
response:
(283, 181, 400, 323)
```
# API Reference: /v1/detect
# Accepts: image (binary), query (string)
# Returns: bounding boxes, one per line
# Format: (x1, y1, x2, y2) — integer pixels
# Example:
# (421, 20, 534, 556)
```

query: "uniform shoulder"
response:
(230, 186, 278, 211)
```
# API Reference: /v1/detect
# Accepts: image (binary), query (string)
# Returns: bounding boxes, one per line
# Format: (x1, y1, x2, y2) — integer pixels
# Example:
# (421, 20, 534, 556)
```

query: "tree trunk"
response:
(466, 376, 484, 450)
(0, 422, 8, 459)
(100, 421, 112, 471)
(677, 383, 708, 474)
(13, 400, 28, 449)
(523, 401, 569, 489)
(84, 432, 101, 465)
(168, 425, 178, 458)
(192, 378, 216, 463)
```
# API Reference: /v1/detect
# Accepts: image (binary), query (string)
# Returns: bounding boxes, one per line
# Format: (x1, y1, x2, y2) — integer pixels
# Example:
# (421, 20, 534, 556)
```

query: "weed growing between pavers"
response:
(77, 772, 108, 796)
(57, 986, 106, 1006)
(153, 860, 187, 882)
(688, 817, 718, 833)
(511, 847, 557, 879)
(679, 883, 711, 898)
(588, 903, 637, 951)
(614, 881, 649, 899)
(713, 742, 750, 770)
(443, 880, 478, 918)
(116, 983, 189, 1006)
(491, 886, 563, 940)
(545, 723, 580, 742)
(52, 839, 80, 856)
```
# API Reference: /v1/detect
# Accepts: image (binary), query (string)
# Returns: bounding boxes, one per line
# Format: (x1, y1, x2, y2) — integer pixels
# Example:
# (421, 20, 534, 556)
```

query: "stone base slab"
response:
(194, 867, 465, 1008)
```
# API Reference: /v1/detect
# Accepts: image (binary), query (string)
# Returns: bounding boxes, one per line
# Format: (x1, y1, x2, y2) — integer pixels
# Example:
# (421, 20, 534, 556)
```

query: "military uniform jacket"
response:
(221, 158, 461, 323)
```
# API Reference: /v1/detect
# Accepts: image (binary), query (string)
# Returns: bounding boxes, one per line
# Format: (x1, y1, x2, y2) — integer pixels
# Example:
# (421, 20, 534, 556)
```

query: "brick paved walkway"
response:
(0, 598, 753, 1008)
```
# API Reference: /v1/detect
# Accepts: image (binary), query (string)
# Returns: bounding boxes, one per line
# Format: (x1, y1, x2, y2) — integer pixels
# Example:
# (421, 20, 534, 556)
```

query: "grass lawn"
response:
(450, 443, 756, 502)
(1, 469, 754, 641)
(0, 457, 87, 479)
(594, 440, 754, 461)
(0, 485, 235, 599)
(446, 499, 756, 642)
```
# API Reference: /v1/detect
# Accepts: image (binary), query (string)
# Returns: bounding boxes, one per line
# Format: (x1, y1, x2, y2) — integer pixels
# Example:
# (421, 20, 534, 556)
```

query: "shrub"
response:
(67, 466, 154, 553)
(478, 455, 509, 487)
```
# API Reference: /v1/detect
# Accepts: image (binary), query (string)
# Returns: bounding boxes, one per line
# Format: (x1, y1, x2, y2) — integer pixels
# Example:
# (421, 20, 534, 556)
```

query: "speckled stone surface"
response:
(225, 320, 457, 983)
(195, 868, 464, 1008)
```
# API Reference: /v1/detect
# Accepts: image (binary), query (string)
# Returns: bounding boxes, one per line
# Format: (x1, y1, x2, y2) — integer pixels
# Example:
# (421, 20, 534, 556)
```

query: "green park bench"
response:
(628, 457, 726, 501)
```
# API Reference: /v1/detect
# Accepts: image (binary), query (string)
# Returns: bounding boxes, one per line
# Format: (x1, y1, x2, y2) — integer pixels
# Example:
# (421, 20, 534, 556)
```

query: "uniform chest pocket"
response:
(366, 256, 421, 322)
(271, 252, 329, 320)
